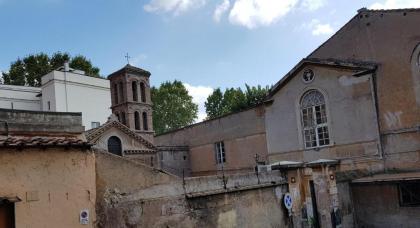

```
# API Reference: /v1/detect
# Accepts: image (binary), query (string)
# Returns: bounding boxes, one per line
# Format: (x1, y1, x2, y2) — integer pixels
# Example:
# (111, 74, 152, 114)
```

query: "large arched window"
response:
(140, 82, 146, 102)
(142, 112, 148, 131)
(107, 136, 122, 156)
(134, 111, 140, 130)
(300, 90, 330, 148)
(132, 81, 138, 101)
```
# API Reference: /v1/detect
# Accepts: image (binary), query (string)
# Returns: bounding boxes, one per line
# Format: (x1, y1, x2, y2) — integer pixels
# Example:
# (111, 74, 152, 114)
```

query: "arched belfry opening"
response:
(140, 82, 146, 102)
(132, 81, 138, 101)
(107, 136, 122, 156)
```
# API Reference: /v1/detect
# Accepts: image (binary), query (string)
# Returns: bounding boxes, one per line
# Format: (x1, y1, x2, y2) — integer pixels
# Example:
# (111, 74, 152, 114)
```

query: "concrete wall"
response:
(0, 148, 96, 228)
(155, 106, 268, 176)
(41, 70, 111, 129)
(352, 182, 420, 228)
(265, 65, 380, 165)
(0, 84, 41, 111)
(0, 108, 84, 135)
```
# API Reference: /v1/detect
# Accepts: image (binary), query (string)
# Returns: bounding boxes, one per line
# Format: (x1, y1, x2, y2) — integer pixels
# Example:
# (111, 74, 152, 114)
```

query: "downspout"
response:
(371, 70, 384, 159)
(354, 67, 384, 159)
(64, 62, 69, 112)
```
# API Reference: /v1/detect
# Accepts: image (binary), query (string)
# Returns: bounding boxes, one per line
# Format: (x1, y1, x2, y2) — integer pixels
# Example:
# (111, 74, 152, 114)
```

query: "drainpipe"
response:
(64, 62, 69, 112)
(354, 67, 384, 159)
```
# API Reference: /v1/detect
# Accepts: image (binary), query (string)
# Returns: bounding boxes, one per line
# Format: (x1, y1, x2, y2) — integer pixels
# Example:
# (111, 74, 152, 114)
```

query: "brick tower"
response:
(107, 64, 154, 142)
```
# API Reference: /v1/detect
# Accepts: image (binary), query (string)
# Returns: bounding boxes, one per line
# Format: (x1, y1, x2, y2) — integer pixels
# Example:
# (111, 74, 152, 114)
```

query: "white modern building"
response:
(0, 84, 41, 111)
(0, 66, 111, 129)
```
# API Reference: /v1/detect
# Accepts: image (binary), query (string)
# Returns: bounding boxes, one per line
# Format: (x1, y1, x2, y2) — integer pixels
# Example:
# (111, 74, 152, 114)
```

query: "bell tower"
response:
(108, 64, 154, 142)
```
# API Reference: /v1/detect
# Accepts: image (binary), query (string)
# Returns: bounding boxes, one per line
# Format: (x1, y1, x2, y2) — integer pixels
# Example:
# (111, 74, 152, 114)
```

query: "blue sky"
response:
(1, 0, 419, 120)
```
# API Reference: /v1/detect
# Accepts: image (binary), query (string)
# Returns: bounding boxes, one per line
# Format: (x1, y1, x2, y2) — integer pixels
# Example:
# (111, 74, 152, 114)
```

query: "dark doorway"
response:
(107, 136, 122, 156)
(0, 200, 15, 228)
(310, 180, 321, 228)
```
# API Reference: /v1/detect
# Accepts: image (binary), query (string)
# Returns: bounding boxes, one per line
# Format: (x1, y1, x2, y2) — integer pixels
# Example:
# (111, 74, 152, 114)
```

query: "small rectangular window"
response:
(91, 122, 100, 128)
(47, 101, 51, 111)
(214, 141, 226, 164)
(399, 181, 420, 206)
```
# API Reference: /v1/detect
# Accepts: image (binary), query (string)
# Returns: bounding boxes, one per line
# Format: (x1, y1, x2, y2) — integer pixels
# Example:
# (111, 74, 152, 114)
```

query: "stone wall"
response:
(96, 152, 289, 228)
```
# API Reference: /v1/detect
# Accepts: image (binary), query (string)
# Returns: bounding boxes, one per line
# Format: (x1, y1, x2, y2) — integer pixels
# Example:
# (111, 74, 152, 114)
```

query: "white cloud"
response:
(144, 0, 206, 15)
(370, 0, 420, 9)
(228, 0, 299, 29)
(303, 19, 334, 36)
(213, 0, 231, 22)
(183, 83, 213, 122)
(301, 0, 327, 11)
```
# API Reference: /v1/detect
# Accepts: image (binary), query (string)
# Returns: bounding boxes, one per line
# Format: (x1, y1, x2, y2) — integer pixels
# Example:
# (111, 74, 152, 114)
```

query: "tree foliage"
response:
(205, 84, 270, 119)
(152, 80, 198, 134)
(2, 52, 100, 87)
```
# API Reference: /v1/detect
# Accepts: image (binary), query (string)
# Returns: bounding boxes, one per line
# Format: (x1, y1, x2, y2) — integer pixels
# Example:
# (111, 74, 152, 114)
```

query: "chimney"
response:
(64, 62, 70, 72)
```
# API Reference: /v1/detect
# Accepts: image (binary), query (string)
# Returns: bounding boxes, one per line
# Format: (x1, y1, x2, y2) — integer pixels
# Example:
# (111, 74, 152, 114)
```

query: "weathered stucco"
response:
(96, 151, 288, 228)
(0, 148, 96, 228)
(155, 107, 267, 176)
(266, 64, 380, 164)
(352, 182, 420, 227)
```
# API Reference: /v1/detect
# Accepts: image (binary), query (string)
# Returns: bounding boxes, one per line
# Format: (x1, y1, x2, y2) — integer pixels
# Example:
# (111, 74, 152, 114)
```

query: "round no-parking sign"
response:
(283, 193, 293, 210)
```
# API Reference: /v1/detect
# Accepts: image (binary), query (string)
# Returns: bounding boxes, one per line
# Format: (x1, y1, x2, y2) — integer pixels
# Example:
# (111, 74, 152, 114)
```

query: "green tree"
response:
(204, 88, 224, 118)
(222, 87, 247, 113)
(244, 84, 270, 107)
(1, 52, 100, 87)
(70, 55, 100, 76)
(152, 80, 198, 134)
(205, 84, 270, 119)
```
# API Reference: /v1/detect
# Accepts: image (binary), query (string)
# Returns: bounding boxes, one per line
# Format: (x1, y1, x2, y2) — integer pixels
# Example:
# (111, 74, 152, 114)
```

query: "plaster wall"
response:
(309, 10, 420, 132)
(0, 84, 41, 111)
(0, 148, 96, 228)
(155, 107, 268, 176)
(352, 182, 420, 228)
(308, 10, 420, 169)
(92, 126, 151, 153)
(265, 66, 379, 163)
(41, 70, 111, 129)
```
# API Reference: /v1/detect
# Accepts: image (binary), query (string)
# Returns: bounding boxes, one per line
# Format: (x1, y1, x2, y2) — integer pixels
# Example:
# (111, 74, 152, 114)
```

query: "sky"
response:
(1, 0, 419, 121)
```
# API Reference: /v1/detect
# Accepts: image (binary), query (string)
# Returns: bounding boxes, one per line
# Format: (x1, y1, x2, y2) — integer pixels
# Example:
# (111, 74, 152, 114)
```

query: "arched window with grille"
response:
(300, 90, 330, 148)
(142, 112, 148, 131)
(140, 82, 146, 102)
(134, 111, 140, 130)
(107, 136, 122, 156)
(132, 81, 138, 101)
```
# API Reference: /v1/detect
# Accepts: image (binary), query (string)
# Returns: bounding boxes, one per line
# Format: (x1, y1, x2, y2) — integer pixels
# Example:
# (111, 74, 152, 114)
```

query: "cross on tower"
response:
(125, 53, 131, 64)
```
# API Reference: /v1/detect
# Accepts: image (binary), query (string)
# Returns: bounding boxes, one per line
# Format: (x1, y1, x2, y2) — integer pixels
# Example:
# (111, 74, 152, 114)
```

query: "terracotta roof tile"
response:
(0, 136, 91, 148)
